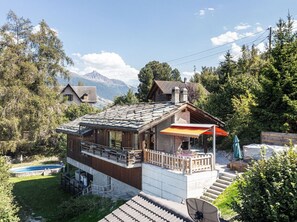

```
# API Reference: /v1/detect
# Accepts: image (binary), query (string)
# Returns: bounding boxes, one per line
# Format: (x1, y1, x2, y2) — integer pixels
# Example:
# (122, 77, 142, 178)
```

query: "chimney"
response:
(180, 88, 188, 103)
(171, 87, 180, 104)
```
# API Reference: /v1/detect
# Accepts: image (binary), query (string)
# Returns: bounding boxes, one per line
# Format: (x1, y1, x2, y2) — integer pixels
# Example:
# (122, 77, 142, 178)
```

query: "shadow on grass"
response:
(11, 173, 72, 222)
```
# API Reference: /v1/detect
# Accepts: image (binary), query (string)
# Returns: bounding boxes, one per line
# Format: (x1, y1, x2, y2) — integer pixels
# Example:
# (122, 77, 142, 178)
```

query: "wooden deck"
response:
(143, 149, 213, 174)
(81, 141, 143, 167)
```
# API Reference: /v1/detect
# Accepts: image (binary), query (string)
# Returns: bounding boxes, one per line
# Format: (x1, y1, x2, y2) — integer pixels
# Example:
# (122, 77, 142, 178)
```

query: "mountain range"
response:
(57, 71, 137, 102)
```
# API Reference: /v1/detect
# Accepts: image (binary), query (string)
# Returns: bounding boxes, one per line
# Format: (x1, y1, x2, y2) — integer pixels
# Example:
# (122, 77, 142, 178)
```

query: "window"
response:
(68, 140, 73, 152)
(109, 131, 122, 149)
(82, 94, 88, 100)
(64, 94, 73, 101)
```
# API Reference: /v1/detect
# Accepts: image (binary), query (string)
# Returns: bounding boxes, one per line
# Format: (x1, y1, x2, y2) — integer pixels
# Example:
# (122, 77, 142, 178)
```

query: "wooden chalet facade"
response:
(57, 87, 227, 201)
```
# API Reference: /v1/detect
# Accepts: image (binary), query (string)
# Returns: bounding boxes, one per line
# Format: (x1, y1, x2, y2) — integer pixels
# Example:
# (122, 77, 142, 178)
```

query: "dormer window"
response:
(82, 93, 88, 101)
(64, 94, 73, 101)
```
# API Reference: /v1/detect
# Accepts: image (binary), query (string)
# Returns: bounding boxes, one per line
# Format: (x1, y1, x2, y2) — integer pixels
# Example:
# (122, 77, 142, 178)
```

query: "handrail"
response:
(143, 149, 213, 174)
(81, 141, 143, 166)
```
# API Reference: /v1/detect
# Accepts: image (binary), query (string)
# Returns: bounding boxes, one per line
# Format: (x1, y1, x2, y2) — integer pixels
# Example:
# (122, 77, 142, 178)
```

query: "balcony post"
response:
(212, 125, 216, 170)
(189, 158, 192, 175)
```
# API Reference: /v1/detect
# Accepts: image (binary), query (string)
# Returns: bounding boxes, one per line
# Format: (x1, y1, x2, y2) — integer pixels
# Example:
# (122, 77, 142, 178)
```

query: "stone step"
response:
(221, 172, 237, 179)
(213, 182, 229, 189)
(204, 192, 218, 199)
(210, 185, 225, 193)
(216, 179, 232, 186)
(207, 189, 221, 196)
(200, 195, 215, 203)
(220, 175, 233, 182)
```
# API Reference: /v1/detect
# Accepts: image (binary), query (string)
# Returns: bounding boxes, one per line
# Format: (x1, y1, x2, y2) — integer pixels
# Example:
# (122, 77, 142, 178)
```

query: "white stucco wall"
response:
(67, 157, 140, 199)
(142, 163, 218, 203)
(61, 87, 81, 105)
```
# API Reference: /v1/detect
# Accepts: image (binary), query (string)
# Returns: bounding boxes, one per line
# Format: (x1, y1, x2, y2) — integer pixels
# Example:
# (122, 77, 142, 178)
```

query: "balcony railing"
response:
(143, 149, 213, 174)
(81, 141, 142, 167)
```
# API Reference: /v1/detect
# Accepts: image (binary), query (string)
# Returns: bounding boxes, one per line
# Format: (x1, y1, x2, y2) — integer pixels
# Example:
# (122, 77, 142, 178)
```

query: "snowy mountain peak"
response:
(83, 71, 126, 86)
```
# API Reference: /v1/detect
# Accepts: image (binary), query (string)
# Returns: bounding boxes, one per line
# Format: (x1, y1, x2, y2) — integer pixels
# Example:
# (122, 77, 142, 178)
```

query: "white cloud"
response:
(69, 51, 139, 86)
(182, 71, 195, 80)
(211, 31, 240, 46)
(234, 23, 251, 31)
(256, 42, 266, 53)
(230, 43, 242, 59)
(197, 7, 214, 16)
(218, 43, 242, 62)
(256, 26, 264, 32)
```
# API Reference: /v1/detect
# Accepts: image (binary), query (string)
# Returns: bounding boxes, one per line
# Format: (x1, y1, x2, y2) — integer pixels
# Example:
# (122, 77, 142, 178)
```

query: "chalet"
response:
(60, 84, 97, 105)
(147, 80, 208, 102)
(57, 87, 228, 202)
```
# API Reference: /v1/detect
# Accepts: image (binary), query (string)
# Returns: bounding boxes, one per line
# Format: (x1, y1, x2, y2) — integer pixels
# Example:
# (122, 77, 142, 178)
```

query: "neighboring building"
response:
(60, 84, 97, 105)
(57, 87, 227, 202)
(147, 80, 208, 102)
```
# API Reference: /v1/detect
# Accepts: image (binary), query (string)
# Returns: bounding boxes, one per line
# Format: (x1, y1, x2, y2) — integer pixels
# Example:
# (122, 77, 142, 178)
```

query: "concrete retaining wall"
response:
(142, 163, 218, 203)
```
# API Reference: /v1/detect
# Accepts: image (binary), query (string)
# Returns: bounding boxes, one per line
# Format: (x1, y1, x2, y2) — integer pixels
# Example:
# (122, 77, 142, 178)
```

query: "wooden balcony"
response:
(143, 149, 213, 174)
(81, 141, 142, 167)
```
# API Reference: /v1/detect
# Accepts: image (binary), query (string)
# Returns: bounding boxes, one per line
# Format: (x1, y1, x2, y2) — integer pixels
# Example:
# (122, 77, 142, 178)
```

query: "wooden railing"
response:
(143, 149, 213, 174)
(81, 141, 143, 167)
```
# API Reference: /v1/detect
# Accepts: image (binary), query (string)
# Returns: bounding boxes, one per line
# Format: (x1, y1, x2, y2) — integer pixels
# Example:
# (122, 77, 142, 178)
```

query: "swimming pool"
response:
(10, 164, 62, 177)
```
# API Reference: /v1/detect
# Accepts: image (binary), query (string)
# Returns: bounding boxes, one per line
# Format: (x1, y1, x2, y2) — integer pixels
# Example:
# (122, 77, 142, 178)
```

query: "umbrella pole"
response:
(212, 126, 216, 170)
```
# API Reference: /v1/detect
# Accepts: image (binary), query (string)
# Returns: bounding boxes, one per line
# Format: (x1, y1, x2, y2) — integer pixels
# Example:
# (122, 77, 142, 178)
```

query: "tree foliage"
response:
(254, 14, 297, 133)
(113, 89, 138, 105)
(0, 11, 73, 155)
(64, 103, 100, 121)
(194, 15, 297, 146)
(0, 157, 19, 221)
(137, 61, 181, 101)
(232, 147, 297, 221)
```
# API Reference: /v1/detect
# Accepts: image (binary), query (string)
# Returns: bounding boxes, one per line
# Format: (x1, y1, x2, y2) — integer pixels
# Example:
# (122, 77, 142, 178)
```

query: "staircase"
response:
(200, 171, 237, 203)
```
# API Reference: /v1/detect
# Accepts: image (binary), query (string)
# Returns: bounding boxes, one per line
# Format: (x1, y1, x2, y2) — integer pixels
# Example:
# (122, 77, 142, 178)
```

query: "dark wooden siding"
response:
(91, 157, 141, 189)
(67, 135, 92, 166)
(67, 134, 142, 190)
(122, 132, 133, 147)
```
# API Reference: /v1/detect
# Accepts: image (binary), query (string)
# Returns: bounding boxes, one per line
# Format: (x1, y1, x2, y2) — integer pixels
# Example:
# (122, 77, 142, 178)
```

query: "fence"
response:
(143, 149, 213, 174)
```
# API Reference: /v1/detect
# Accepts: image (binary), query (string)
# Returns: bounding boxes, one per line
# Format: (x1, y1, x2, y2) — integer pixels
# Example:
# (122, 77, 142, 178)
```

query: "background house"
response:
(60, 84, 97, 105)
(147, 80, 208, 102)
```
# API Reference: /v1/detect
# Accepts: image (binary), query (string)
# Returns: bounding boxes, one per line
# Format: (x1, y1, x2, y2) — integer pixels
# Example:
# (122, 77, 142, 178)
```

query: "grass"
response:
(213, 181, 239, 220)
(10, 173, 72, 221)
(66, 199, 126, 222)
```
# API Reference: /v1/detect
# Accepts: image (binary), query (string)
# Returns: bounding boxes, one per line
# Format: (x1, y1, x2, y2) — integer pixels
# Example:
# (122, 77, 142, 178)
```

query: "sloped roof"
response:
(60, 84, 97, 103)
(147, 80, 208, 100)
(56, 116, 92, 136)
(99, 192, 192, 222)
(80, 102, 185, 132)
(57, 101, 225, 135)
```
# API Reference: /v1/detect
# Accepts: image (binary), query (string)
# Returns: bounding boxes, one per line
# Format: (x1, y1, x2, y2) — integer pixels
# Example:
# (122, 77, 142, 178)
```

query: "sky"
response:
(1, 0, 297, 86)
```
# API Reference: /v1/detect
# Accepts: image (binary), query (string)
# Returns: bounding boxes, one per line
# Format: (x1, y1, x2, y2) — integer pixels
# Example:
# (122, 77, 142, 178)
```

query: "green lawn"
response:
(10, 174, 72, 221)
(10, 173, 125, 222)
(213, 181, 238, 220)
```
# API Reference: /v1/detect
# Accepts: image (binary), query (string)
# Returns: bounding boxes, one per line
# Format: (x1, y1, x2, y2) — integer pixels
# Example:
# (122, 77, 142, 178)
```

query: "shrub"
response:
(232, 147, 297, 222)
(0, 157, 19, 222)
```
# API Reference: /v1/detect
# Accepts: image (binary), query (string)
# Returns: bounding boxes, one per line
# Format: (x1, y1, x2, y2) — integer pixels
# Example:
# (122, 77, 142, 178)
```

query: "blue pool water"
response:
(11, 164, 62, 173)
